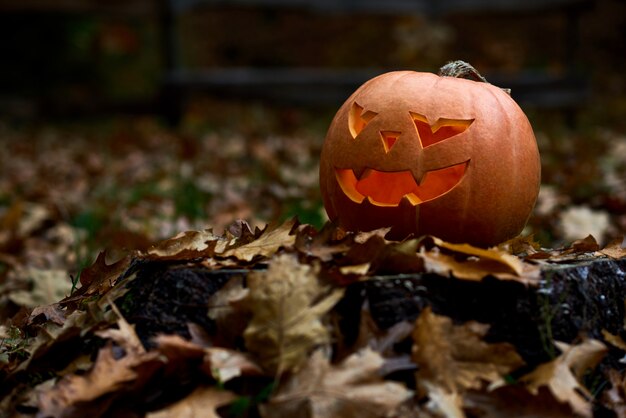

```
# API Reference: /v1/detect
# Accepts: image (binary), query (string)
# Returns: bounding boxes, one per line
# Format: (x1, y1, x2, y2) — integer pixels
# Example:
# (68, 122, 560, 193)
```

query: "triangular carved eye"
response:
(349, 102, 378, 139)
(411, 112, 474, 148)
(380, 131, 400, 153)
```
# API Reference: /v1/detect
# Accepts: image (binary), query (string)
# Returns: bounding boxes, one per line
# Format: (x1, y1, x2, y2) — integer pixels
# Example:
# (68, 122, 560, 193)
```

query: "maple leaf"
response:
(146, 386, 236, 418)
(261, 348, 412, 418)
(222, 218, 297, 262)
(420, 236, 540, 285)
(412, 307, 524, 393)
(243, 254, 344, 374)
(519, 339, 607, 417)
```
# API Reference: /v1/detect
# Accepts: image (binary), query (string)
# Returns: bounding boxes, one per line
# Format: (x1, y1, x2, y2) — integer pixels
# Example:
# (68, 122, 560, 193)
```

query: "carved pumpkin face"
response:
(319, 71, 541, 246)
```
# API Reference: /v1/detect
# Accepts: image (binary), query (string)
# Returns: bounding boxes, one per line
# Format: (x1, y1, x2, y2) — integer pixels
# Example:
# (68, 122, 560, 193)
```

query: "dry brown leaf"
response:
(145, 230, 226, 260)
(519, 339, 607, 417)
(261, 348, 412, 418)
(146, 386, 236, 418)
(9, 268, 73, 308)
(153, 333, 262, 383)
(206, 275, 250, 347)
(602, 369, 626, 418)
(28, 304, 66, 326)
(421, 380, 465, 418)
(66, 252, 131, 300)
(222, 218, 297, 262)
(412, 307, 524, 393)
(202, 347, 264, 383)
(421, 237, 540, 285)
(243, 254, 344, 374)
(602, 329, 626, 351)
(36, 343, 162, 418)
(464, 385, 576, 418)
(600, 236, 626, 259)
(96, 304, 145, 355)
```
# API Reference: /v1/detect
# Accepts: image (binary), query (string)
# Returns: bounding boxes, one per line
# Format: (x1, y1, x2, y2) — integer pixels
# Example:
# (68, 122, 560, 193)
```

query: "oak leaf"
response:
(519, 339, 607, 417)
(420, 237, 540, 285)
(412, 307, 524, 393)
(261, 348, 412, 418)
(223, 218, 297, 262)
(243, 254, 344, 374)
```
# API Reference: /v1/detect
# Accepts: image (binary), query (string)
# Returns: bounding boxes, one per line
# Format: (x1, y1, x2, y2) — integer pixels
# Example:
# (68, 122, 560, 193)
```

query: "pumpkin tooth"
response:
(402, 193, 421, 205)
(353, 167, 368, 179)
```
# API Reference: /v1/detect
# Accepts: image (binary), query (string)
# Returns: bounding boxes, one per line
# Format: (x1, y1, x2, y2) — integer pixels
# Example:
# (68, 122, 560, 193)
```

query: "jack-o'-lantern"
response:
(319, 61, 541, 247)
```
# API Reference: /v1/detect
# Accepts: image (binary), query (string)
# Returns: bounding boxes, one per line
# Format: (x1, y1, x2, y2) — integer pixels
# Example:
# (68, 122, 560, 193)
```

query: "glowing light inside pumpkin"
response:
(411, 113, 474, 148)
(349, 103, 378, 138)
(335, 161, 468, 207)
(380, 131, 400, 153)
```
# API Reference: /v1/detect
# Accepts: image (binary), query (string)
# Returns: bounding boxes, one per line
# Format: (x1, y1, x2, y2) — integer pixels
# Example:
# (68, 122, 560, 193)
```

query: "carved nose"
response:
(380, 131, 400, 153)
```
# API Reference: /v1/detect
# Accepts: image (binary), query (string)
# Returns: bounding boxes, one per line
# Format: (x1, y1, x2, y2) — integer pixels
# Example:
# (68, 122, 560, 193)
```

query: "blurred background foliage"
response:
(0, 0, 625, 295)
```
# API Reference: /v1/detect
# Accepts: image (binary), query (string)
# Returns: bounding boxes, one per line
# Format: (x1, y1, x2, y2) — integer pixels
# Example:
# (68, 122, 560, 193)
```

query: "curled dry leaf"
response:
(420, 236, 540, 285)
(146, 386, 236, 418)
(36, 343, 162, 418)
(243, 254, 344, 374)
(600, 236, 626, 259)
(64, 252, 131, 301)
(519, 339, 607, 418)
(222, 218, 297, 262)
(145, 230, 227, 260)
(261, 348, 412, 418)
(412, 307, 524, 393)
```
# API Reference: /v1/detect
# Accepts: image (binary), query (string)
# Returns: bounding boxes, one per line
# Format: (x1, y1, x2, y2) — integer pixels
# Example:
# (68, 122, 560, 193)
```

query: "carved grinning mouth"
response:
(335, 161, 468, 207)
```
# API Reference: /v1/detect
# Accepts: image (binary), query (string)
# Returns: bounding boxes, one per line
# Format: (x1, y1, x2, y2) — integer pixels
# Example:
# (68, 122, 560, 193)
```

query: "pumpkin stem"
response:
(438, 60, 511, 95)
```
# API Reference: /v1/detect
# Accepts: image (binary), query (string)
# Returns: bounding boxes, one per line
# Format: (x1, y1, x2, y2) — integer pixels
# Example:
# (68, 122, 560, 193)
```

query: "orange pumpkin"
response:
(319, 63, 541, 247)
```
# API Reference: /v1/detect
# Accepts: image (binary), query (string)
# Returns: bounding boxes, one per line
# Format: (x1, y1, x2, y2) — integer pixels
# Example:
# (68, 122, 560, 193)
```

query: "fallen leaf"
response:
(464, 385, 576, 418)
(420, 237, 540, 285)
(519, 339, 607, 417)
(412, 307, 524, 393)
(261, 348, 412, 418)
(70, 252, 130, 298)
(558, 205, 610, 245)
(602, 369, 626, 418)
(206, 275, 250, 348)
(146, 229, 227, 260)
(600, 236, 626, 259)
(28, 304, 66, 326)
(602, 329, 626, 351)
(565, 235, 601, 253)
(223, 218, 297, 262)
(243, 254, 344, 374)
(202, 347, 263, 383)
(146, 386, 236, 418)
(9, 268, 72, 308)
(421, 380, 465, 418)
(36, 342, 162, 418)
